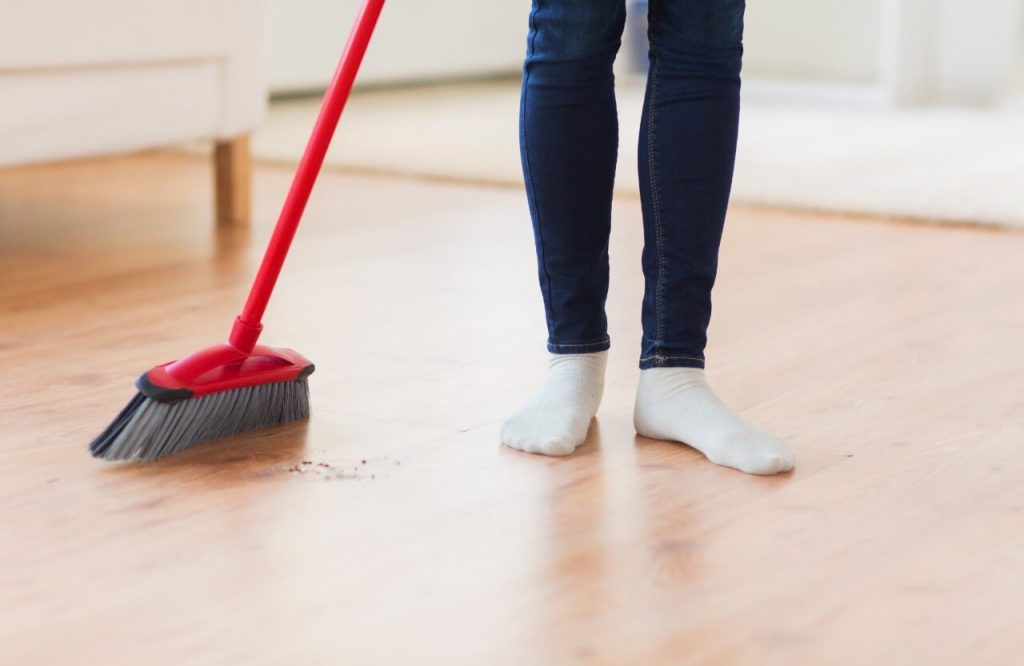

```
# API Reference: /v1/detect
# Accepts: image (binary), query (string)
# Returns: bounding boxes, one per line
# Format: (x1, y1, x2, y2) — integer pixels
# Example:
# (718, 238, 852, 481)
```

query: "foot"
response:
(501, 352, 607, 456)
(634, 368, 795, 475)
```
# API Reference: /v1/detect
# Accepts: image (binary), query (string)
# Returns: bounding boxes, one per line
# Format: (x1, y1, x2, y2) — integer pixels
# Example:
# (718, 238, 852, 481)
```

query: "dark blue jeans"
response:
(520, 0, 744, 368)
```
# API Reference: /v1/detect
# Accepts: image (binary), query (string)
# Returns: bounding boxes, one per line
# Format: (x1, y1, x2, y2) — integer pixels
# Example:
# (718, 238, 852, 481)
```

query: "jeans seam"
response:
(639, 354, 705, 362)
(521, 1, 559, 344)
(550, 338, 610, 348)
(646, 0, 665, 346)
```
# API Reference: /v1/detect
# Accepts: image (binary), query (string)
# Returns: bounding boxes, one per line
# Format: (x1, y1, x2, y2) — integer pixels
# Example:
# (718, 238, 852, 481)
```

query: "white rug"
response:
(250, 81, 1024, 228)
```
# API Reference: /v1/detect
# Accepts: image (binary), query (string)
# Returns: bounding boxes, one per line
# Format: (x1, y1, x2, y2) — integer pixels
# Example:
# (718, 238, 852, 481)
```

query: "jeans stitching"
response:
(522, 1, 559, 344)
(646, 0, 665, 346)
(550, 338, 611, 348)
(639, 355, 705, 362)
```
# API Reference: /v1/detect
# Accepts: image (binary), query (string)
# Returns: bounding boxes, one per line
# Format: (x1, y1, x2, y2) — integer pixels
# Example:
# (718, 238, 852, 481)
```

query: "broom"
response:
(90, 0, 387, 462)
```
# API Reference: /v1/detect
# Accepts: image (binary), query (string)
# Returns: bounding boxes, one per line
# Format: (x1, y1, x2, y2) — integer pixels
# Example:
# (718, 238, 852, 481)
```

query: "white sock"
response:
(501, 351, 607, 457)
(634, 368, 795, 475)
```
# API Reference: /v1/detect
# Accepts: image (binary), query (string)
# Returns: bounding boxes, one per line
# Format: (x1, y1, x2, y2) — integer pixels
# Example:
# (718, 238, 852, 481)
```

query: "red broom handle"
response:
(230, 0, 386, 353)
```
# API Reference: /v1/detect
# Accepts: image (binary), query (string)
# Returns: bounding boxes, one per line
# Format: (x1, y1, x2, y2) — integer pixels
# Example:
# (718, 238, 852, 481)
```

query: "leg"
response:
(633, 0, 794, 474)
(502, 0, 625, 456)
(214, 135, 251, 227)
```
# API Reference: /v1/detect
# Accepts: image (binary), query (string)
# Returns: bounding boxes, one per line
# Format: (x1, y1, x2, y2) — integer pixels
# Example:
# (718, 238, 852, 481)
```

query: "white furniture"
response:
(0, 0, 268, 225)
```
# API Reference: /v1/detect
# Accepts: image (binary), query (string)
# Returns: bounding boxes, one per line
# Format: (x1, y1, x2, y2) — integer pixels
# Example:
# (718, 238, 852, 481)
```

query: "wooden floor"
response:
(2, 153, 1023, 665)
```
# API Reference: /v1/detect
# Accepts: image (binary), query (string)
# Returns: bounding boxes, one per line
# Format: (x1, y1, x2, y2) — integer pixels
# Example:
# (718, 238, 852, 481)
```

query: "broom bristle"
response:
(89, 379, 310, 462)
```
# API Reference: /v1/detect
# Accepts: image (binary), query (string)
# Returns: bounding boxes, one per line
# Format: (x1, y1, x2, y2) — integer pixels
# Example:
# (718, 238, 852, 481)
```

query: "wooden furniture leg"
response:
(214, 135, 251, 227)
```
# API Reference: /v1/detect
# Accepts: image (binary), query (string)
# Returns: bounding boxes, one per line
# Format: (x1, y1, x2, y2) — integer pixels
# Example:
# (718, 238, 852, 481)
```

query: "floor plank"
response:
(2, 153, 1022, 665)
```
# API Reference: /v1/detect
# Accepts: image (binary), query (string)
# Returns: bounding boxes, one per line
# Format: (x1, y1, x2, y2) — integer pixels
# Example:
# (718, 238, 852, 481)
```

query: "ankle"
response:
(548, 350, 608, 371)
(500, 350, 608, 457)
(638, 366, 706, 390)
(544, 351, 607, 394)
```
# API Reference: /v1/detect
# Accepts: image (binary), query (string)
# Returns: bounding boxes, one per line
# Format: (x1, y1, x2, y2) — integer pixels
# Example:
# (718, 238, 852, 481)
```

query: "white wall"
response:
(265, 0, 1024, 106)
(744, 0, 883, 85)
(266, 0, 526, 92)
(742, 0, 1024, 105)
(929, 0, 1024, 103)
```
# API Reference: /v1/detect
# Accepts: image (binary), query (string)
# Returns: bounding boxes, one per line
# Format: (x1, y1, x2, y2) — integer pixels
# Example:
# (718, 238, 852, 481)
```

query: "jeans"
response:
(520, 0, 745, 368)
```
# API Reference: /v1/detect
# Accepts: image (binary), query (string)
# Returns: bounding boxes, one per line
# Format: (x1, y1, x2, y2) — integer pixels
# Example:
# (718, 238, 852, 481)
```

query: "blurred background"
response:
(267, 0, 1023, 103)
(256, 0, 1024, 227)
(3, 0, 1021, 226)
